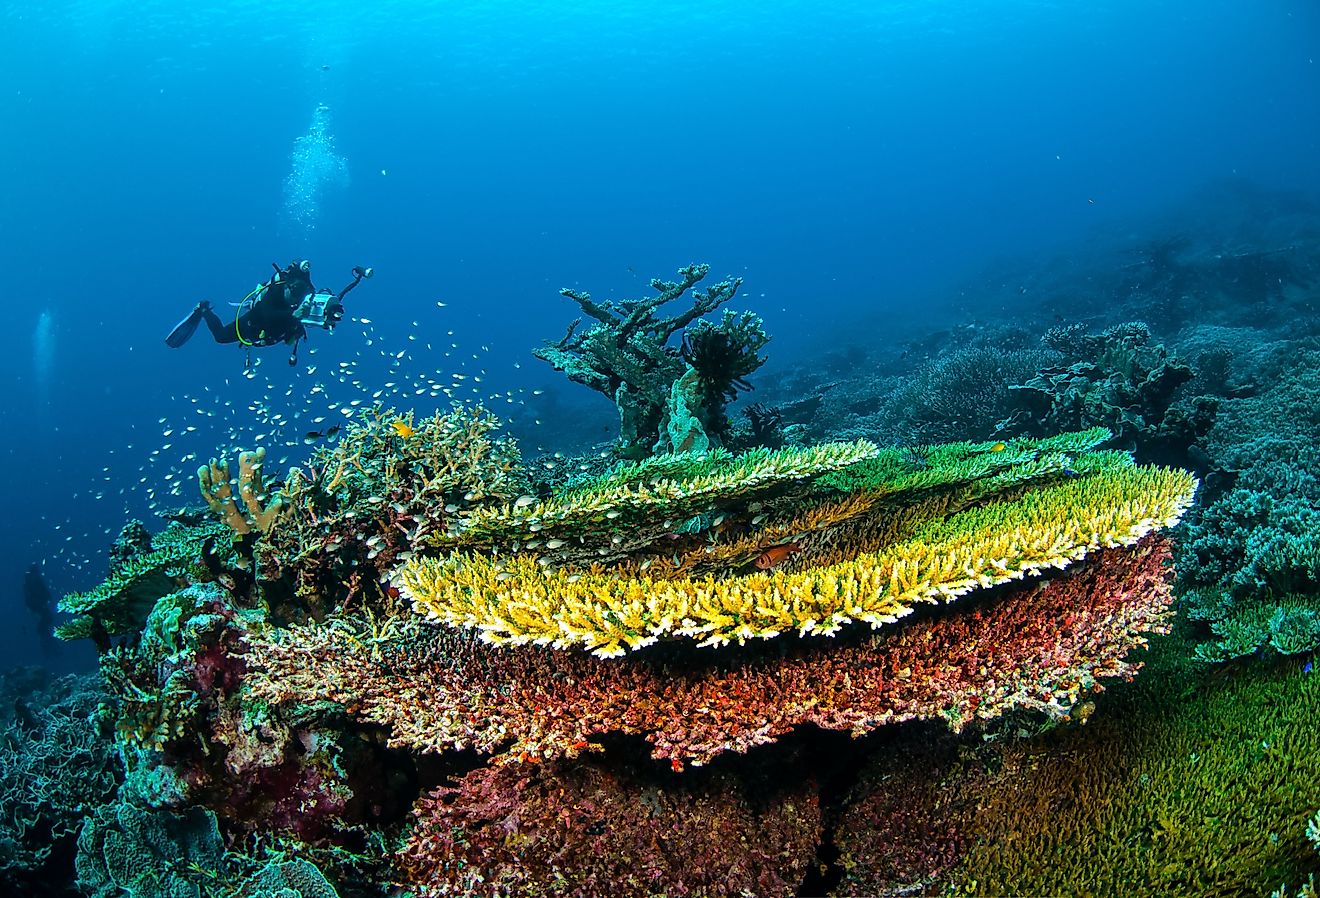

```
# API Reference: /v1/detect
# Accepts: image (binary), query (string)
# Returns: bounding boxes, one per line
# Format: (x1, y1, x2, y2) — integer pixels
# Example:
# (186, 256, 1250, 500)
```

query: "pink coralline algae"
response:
(245, 536, 1174, 770)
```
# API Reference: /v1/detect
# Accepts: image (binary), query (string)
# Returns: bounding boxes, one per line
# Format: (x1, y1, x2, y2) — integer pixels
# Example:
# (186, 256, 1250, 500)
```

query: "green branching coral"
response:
(57, 521, 231, 641)
(922, 634, 1320, 898)
(533, 263, 750, 457)
(100, 585, 247, 753)
(256, 403, 529, 610)
(435, 439, 878, 556)
(1187, 591, 1320, 662)
(1178, 368, 1320, 662)
(817, 427, 1115, 496)
(282, 403, 527, 513)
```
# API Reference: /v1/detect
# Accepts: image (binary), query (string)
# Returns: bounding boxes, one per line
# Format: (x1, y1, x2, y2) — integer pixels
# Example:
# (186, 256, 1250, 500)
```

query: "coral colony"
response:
(20, 264, 1319, 897)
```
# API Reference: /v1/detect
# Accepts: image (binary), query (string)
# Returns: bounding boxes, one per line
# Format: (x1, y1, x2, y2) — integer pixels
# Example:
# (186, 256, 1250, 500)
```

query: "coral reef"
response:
(75, 797, 344, 898)
(53, 400, 1204, 895)
(198, 448, 288, 535)
(56, 519, 234, 642)
(255, 403, 527, 615)
(890, 345, 1054, 443)
(246, 536, 1176, 770)
(0, 670, 120, 888)
(76, 801, 225, 898)
(534, 264, 761, 456)
(396, 466, 1191, 656)
(1001, 321, 1216, 467)
(1178, 350, 1320, 661)
(931, 634, 1320, 898)
(398, 758, 821, 898)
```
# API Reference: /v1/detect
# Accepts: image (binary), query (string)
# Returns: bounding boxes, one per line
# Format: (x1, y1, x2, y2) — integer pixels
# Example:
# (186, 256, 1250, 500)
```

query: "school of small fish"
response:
(40, 303, 564, 586)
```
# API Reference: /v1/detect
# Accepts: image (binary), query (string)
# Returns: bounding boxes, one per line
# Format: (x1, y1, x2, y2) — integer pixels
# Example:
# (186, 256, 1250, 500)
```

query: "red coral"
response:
(397, 758, 821, 898)
(246, 537, 1174, 770)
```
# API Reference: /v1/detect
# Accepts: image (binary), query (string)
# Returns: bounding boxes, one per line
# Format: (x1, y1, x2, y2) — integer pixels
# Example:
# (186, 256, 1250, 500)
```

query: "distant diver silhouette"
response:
(23, 563, 57, 656)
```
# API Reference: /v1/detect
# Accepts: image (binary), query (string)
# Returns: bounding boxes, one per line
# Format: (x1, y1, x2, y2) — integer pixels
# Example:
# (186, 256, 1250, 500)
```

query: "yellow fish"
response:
(391, 420, 415, 438)
(989, 441, 1007, 452)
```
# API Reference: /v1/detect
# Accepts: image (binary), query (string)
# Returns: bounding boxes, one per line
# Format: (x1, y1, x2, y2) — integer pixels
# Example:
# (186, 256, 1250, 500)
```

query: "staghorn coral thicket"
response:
(395, 436, 1196, 658)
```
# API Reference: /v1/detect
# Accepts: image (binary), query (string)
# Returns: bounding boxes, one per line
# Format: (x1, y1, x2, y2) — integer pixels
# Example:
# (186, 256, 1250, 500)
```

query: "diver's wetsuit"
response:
(202, 271, 312, 346)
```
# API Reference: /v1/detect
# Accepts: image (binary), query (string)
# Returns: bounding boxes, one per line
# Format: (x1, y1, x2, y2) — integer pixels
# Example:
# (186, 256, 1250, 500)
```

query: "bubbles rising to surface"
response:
(33, 310, 53, 407)
(281, 102, 350, 235)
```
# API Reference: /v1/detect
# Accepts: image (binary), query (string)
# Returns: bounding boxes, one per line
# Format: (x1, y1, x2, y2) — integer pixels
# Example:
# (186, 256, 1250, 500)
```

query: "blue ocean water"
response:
(0, 0, 1317, 671)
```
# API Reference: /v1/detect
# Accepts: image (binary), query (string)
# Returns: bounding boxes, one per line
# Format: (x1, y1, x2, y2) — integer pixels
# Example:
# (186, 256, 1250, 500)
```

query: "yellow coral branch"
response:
(396, 465, 1197, 658)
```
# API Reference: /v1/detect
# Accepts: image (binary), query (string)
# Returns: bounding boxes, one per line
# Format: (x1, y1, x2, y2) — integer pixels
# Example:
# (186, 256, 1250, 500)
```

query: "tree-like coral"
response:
(533, 263, 756, 457)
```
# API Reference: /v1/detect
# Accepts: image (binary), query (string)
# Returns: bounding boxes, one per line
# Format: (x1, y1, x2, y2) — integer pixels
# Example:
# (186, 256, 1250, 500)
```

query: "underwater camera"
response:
(295, 291, 345, 330)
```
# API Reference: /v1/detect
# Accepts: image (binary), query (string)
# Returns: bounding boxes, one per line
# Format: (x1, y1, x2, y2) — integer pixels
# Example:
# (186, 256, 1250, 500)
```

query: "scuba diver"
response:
(166, 260, 373, 366)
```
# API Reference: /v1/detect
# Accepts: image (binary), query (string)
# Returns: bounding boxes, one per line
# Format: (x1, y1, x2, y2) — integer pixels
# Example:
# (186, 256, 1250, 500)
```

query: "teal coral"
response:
(0, 671, 121, 883)
(236, 858, 339, 898)
(75, 801, 224, 898)
(1178, 354, 1320, 661)
(57, 521, 231, 641)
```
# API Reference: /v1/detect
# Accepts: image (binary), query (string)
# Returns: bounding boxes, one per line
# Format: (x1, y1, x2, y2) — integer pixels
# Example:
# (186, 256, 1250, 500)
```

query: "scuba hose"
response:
(235, 282, 268, 347)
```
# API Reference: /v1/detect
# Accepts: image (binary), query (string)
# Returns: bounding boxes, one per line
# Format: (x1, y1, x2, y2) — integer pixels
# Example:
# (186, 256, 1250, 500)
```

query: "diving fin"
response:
(165, 305, 206, 348)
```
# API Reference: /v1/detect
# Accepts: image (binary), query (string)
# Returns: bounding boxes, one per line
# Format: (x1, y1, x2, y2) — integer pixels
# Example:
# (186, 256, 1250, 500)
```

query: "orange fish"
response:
(391, 420, 415, 438)
(754, 542, 802, 570)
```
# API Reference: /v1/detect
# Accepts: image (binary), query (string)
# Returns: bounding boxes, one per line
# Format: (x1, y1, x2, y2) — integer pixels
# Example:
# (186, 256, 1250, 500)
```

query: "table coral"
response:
(246, 537, 1176, 770)
(397, 463, 1194, 657)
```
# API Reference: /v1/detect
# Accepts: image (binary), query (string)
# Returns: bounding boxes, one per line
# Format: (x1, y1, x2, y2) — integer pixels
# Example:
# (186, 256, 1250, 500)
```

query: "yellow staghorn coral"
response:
(396, 464, 1197, 658)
